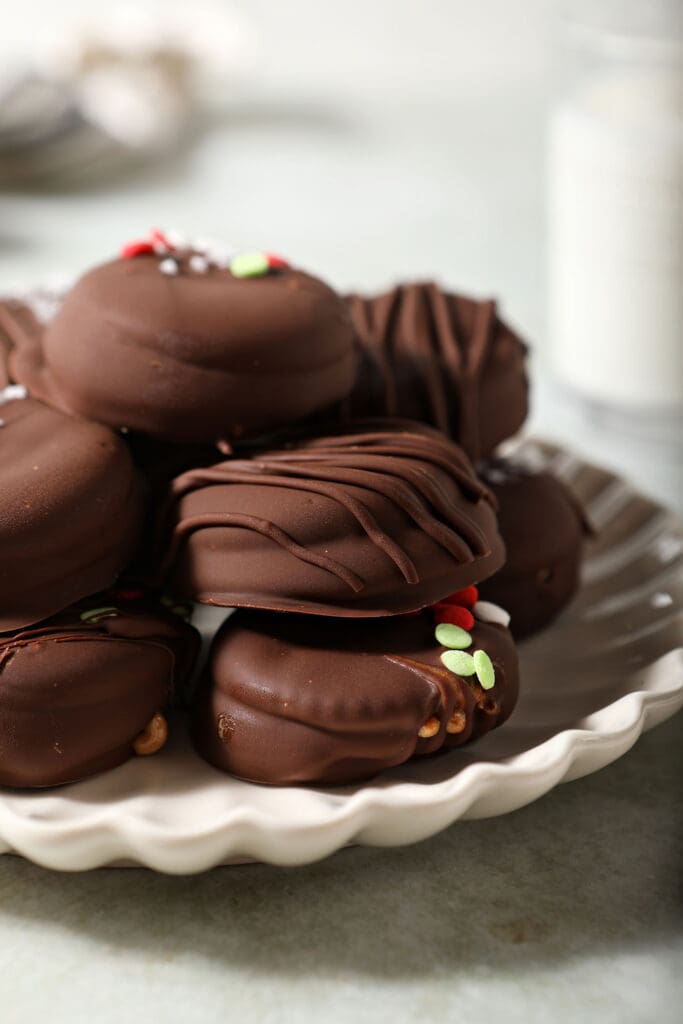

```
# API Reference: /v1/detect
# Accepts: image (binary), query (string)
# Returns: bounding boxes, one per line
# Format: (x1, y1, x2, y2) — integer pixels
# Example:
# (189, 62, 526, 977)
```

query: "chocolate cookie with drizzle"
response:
(0, 591, 200, 788)
(156, 422, 506, 617)
(343, 283, 528, 462)
(191, 602, 518, 786)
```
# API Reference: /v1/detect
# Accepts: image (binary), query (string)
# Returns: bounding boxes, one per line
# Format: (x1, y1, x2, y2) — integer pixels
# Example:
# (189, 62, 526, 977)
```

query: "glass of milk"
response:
(549, 0, 683, 443)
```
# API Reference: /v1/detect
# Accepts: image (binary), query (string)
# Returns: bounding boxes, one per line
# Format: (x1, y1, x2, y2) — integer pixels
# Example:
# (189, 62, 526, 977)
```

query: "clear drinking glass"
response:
(549, 0, 683, 445)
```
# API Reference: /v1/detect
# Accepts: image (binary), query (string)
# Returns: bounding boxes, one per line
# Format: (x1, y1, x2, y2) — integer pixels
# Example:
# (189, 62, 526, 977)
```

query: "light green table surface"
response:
(1, 712, 681, 1024)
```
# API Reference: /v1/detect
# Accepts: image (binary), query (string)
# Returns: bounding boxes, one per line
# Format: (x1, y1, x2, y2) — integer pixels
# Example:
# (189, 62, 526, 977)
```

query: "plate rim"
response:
(1, 439, 682, 872)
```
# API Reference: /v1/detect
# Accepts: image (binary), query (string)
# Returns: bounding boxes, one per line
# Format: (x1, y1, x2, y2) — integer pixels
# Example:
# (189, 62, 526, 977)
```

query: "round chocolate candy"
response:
(191, 606, 519, 786)
(0, 594, 200, 788)
(5, 251, 357, 443)
(157, 422, 506, 617)
(0, 394, 144, 632)
(477, 459, 588, 639)
(343, 283, 529, 462)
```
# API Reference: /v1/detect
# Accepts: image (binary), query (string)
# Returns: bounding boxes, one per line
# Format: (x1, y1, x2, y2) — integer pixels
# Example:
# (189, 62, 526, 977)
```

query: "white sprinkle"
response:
(473, 600, 511, 628)
(651, 591, 674, 609)
(159, 258, 179, 276)
(166, 228, 188, 249)
(189, 254, 210, 274)
(0, 384, 28, 406)
(194, 237, 238, 268)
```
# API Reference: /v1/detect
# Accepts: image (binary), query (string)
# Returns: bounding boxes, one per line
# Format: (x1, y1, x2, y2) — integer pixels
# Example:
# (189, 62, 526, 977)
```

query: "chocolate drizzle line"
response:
(162, 429, 495, 593)
(274, 430, 486, 495)
(346, 285, 500, 462)
(172, 511, 367, 591)
(0, 621, 177, 700)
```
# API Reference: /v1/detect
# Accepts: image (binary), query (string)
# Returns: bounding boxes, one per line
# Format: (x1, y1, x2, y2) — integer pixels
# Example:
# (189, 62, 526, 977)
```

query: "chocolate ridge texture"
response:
(0, 594, 200, 788)
(158, 422, 506, 616)
(343, 283, 529, 461)
(0, 395, 145, 631)
(192, 608, 519, 786)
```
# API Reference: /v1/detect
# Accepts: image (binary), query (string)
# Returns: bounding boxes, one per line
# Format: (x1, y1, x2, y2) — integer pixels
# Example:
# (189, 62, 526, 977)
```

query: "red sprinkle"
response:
(432, 604, 475, 630)
(439, 585, 479, 609)
(265, 253, 289, 270)
(110, 588, 144, 601)
(150, 228, 173, 252)
(120, 240, 155, 259)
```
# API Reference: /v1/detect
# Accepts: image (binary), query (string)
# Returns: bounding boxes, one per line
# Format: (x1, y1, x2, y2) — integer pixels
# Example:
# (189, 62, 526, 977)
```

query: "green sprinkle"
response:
(434, 623, 472, 650)
(440, 650, 476, 676)
(230, 252, 270, 279)
(473, 649, 496, 690)
(80, 606, 119, 623)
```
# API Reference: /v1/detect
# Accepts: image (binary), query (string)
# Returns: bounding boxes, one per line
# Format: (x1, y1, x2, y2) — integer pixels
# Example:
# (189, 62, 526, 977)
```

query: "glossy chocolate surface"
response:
(0, 396, 144, 632)
(0, 595, 199, 788)
(159, 423, 505, 616)
(7, 255, 357, 442)
(192, 608, 519, 786)
(478, 460, 588, 638)
(343, 283, 529, 460)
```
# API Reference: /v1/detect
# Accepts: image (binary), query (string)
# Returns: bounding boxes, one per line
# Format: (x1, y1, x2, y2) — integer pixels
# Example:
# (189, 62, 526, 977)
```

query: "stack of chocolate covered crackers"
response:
(0, 232, 586, 788)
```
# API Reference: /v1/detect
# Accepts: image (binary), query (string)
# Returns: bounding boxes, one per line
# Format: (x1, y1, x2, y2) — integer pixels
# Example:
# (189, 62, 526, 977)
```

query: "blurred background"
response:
(1, 0, 681, 508)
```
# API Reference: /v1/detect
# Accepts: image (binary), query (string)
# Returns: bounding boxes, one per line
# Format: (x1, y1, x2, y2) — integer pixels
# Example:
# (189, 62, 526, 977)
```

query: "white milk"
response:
(549, 63, 683, 410)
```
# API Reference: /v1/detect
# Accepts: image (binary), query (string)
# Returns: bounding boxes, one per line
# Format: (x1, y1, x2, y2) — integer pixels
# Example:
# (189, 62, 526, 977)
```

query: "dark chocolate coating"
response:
(0, 284, 68, 390)
(343, 283, 529, 461)
(0, 595, 200, 788)
(192, 609, 519, 786)
(6, 255, 357, 442)
(126, 433, 220, 494)
(0, 396, 144, 632)
(158, 423, 506, 616)
(477, 460, 587, 639)
(0, 293, 53, 388)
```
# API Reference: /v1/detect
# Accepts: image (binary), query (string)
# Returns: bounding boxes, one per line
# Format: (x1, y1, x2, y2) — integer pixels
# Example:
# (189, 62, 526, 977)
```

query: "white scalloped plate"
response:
(0, 440, 681, 873)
